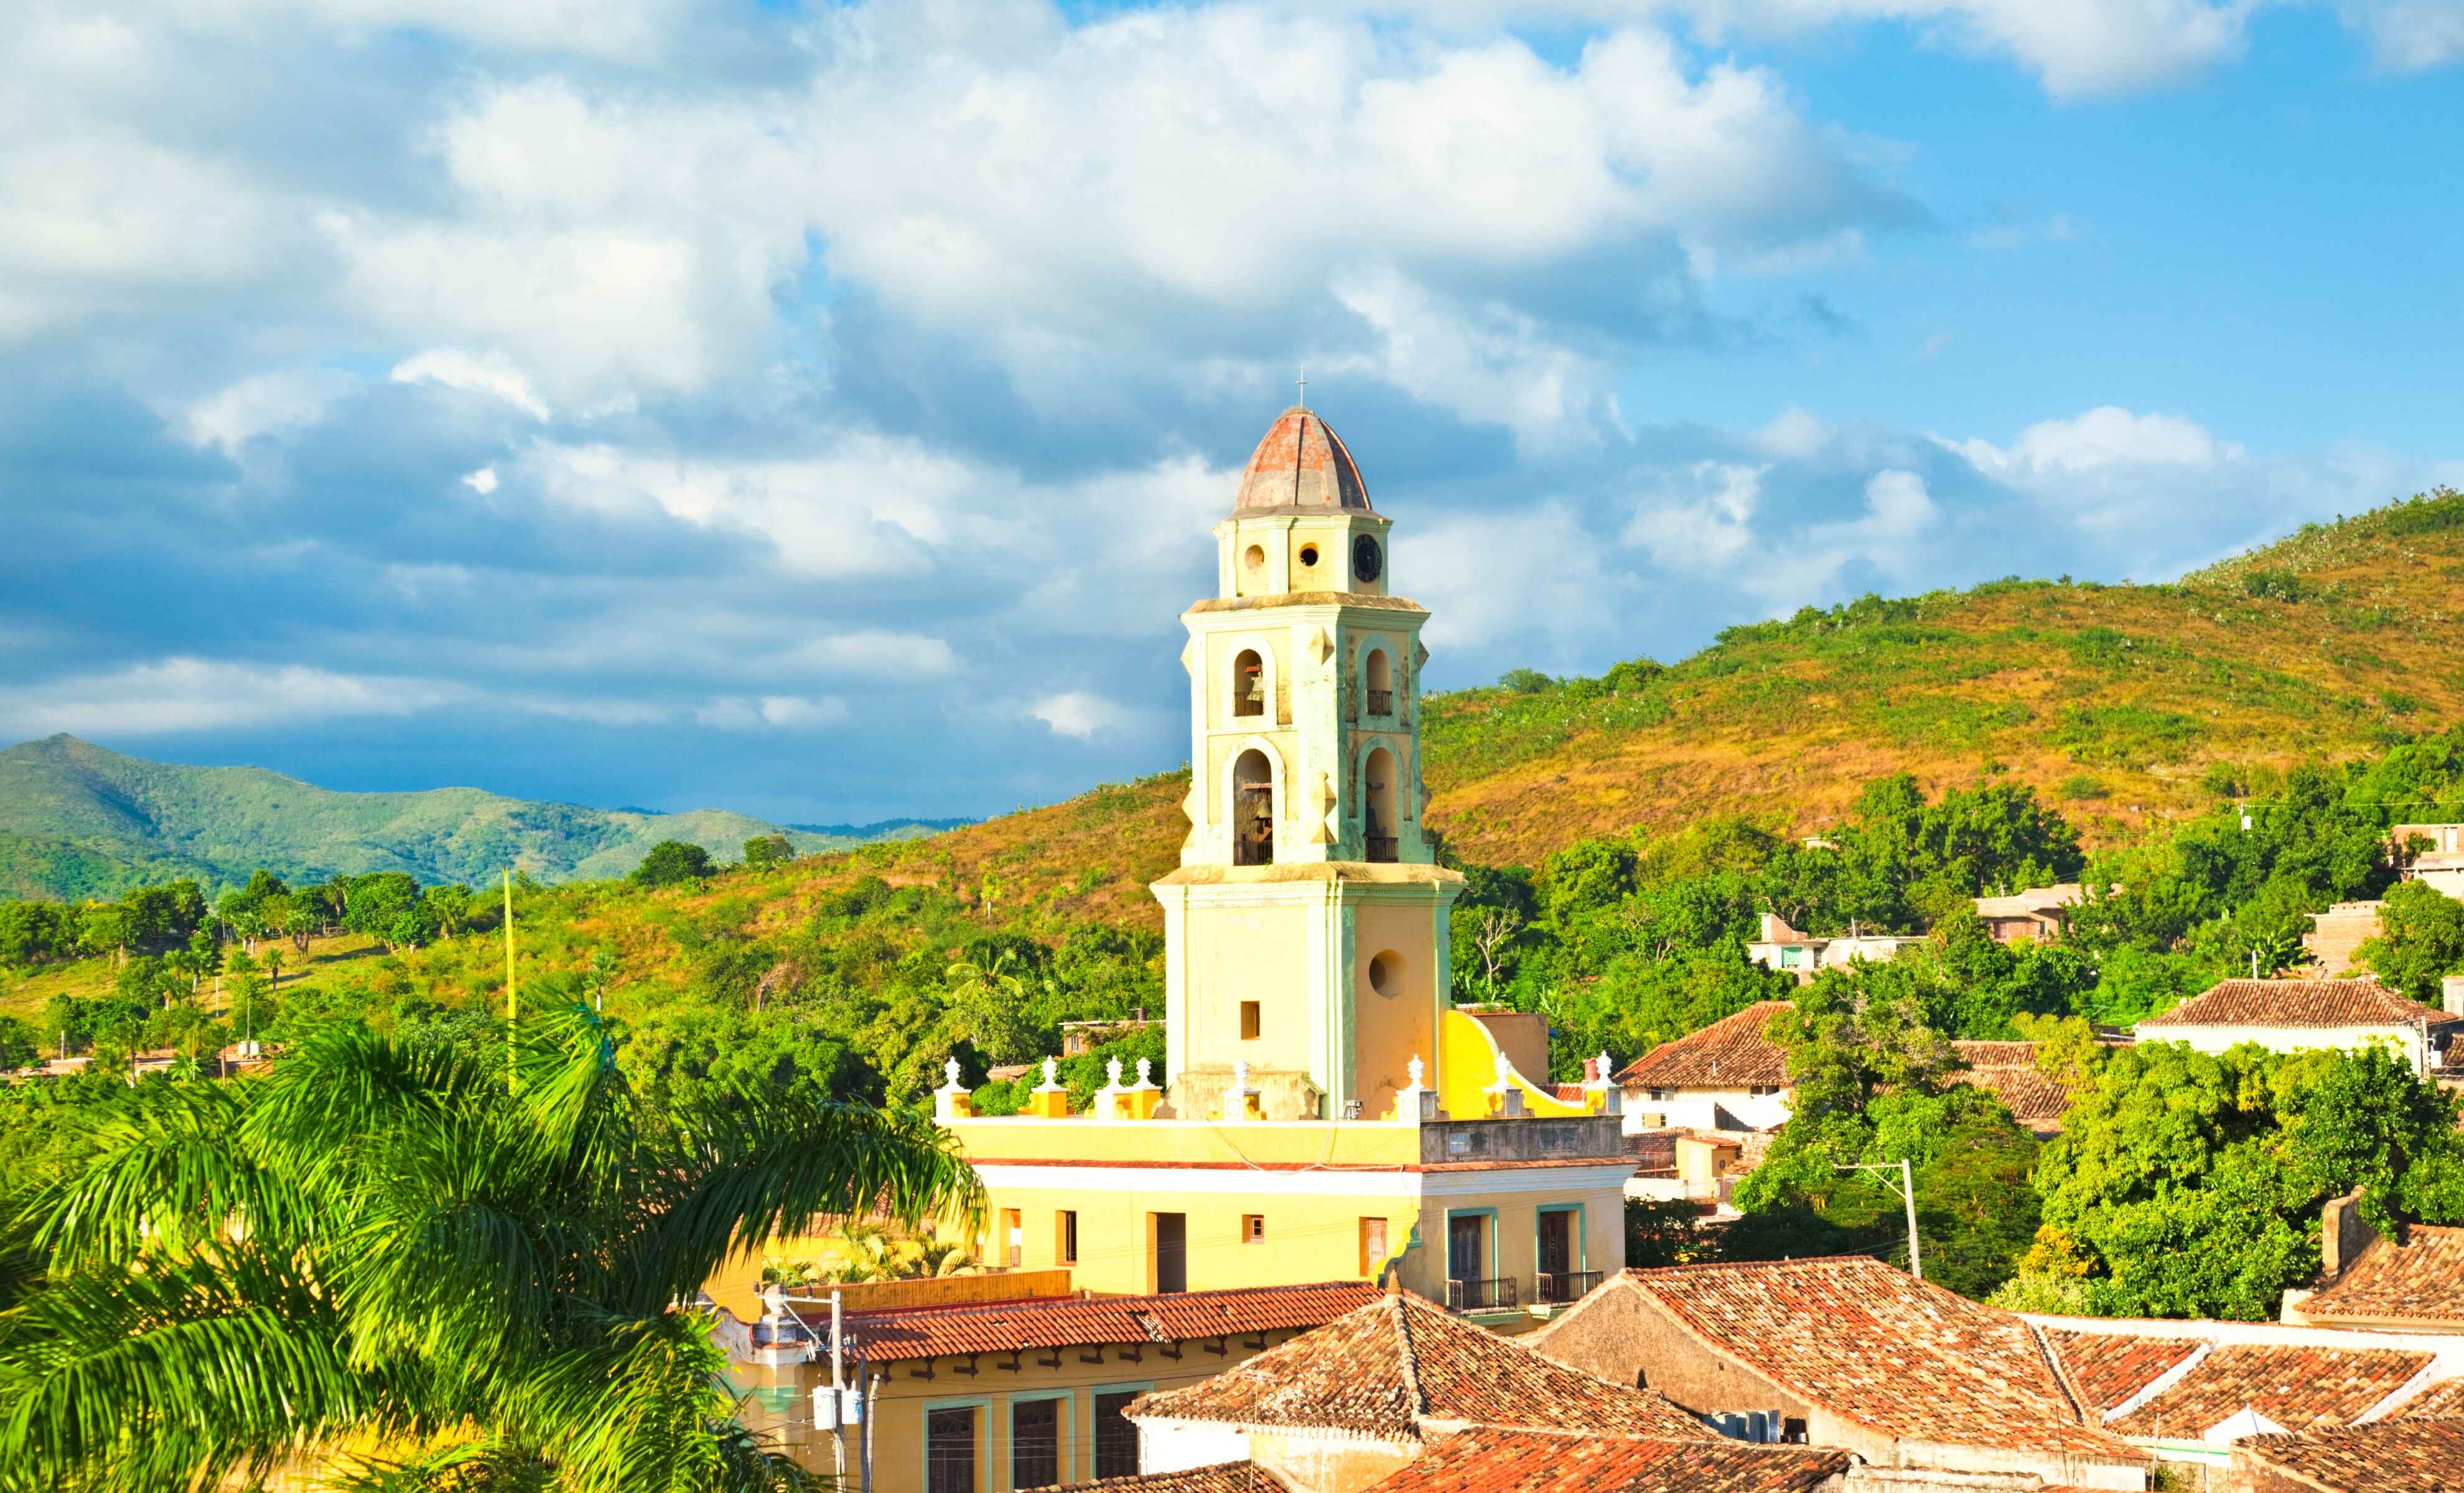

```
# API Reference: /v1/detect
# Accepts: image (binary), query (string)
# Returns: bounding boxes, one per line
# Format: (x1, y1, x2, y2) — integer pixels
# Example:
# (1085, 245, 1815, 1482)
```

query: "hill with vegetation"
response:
(0, 735, 964, 901)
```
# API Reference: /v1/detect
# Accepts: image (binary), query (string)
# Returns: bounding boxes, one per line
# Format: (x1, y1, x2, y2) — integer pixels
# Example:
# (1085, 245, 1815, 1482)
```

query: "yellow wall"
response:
(734, 1330, 1314, 1493)
(1351, 899, 1440, 1118)
(1438, 1010, 1592, 1120)
(1178, 896, 1321, 1083)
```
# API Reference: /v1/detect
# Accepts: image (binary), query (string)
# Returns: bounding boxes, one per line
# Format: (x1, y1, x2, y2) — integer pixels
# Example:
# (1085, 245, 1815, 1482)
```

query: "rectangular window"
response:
(1239, 1001, 1261, 1040)
(1152, 1212, 1187, 1293)
(1094, 1392, 1141, 1480)
(927, 1407, 976, 1493)
(1002, 1209, 1023, 1268)
(1359, 1217, 1389, 1277)
(1057, 1211, 1079, 1265)
(1242, 1214, 1265, 1244)
(1011, 1397, 1061, 1491)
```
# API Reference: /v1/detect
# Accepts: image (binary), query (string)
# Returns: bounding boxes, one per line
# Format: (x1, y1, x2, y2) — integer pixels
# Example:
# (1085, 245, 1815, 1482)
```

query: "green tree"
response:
(0, 1016, 37, 1072)
(2359, 879, 2464, 1001)
(40, 994, 84, 1059)
(742, 834, 794, 872)
(0, 1007, 981, 1491)
(635, 840, 716, 888)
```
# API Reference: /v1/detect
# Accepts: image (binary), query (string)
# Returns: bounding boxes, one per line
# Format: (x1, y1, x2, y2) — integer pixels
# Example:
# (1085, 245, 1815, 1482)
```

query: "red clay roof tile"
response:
(808, 1281, 1379, 1364)
(1613, 1003, 1793, 1090)
(2237, 1416, 2464, 1491)
(1130, 1292, 1710, 1443)
(2139, 978, 2463, 1031)
(1233, 407, 1373, 514)
(1023, 1464, 1294, 1493)
(1360, 1429, 1848, 1493)
(2303, 1227, 2464, 1327)
(1614, 1258, 2136, 1461)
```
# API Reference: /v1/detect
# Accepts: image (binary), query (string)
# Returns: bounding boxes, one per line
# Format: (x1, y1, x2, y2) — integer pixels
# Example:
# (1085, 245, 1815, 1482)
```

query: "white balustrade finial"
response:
(1596, 1051, 1614, 1083)
(1233, 1058, 1250, 1091)
(1106, 1056, 1124, 1087)
(1136, 1058, 1154, 1087)
(943, 1057, 962, 1089)
(1493, 1050, 1514, 1084)
(1040, 1056, 1061, 1089)
(1406, 1054, 1425, 1089)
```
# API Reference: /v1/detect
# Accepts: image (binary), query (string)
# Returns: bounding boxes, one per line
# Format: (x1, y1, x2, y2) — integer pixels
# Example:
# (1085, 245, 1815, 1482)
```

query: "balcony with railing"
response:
(1534, 1270, 1602, 1305)
(1445, 1276, 1518, 1313)
(1366, 688, 1393, 716)
(1366, 835, 1399, 863)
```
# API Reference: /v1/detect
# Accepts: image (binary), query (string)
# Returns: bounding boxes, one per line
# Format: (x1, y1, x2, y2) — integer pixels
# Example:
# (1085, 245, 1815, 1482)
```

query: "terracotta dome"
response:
(1231, 407, 1373, 515)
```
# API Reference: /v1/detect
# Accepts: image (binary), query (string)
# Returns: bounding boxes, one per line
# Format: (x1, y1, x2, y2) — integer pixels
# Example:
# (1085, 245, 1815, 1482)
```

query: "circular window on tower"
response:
(1352, 533, 1383, 582)
(1298, 544, 1319, 569)
(1244, 544, 1265, 573)
(1367, 950, 1402, 997)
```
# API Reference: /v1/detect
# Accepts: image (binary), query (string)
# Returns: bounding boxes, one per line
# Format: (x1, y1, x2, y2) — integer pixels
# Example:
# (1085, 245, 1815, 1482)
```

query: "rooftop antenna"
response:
(1296, 365, 1307, 411)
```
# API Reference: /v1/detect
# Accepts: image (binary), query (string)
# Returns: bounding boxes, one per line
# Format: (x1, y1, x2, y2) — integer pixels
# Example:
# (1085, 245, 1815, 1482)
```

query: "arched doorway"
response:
(1364, 746, 1398, 863)
(1233, 748, 1276, 865)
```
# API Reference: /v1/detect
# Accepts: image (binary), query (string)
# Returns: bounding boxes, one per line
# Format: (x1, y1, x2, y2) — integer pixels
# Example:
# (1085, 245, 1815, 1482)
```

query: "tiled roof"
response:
(1613, 1258, 2135, 1460)
(1233, 407, 1373, 514)
(1972, 885, 2085, 919)
(2400, 1377, 2464, 1418)
(808, 1281, 1380, 1364)
(2237, 1416, 2464, 1492)
(1614, 1003, 1792, 1090)
(2041, 1331, 2201, 1413)
(2138, 977, 2464, 1031)
(1958, 1064, 2073, 1127)
(1130, 1291, 1711, 1443)
(2114, 1342, 2427, 1437)
(1360, 1429, 1848, 1493)
(1952, 1040, 2040, 1067)
(1022, 1465, 1292, 1493)
(2304, 1226, 2464, 1326)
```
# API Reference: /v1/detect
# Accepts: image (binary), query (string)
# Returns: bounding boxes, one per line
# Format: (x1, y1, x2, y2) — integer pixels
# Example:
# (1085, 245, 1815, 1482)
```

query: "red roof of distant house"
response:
(1357, 1429, 1848, 1493)
(804, 1281, 1381, 1364)
(2139, 978, 2463, 1031)
(1607, 1258, 2139, 1461)
(2302, 1226, 2464, 1328)
(2046, 1331, 2430, 1437)
(1022, 1466, 1293, 1493)
(2399, 1377, 2464, 1418)
(1130, 1291, 1710, 1443)
(1613, 1003, 1792, 1090)
(2236, 1416, 2464, 1492)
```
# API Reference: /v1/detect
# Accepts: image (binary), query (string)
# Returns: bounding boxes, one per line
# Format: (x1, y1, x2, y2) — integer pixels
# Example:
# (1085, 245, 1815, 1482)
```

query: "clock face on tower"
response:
(1351, 533, 1383, 583)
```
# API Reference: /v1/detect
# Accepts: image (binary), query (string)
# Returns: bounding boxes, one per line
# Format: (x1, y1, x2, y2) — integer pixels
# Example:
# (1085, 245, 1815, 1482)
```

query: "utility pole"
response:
(1837, 1159, 1923, 1281)
(503, 868, 518, 1095)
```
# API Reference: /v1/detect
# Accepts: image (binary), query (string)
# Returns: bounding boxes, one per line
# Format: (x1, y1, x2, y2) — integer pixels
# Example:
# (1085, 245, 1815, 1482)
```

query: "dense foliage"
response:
(0, 1005, 982, 1492)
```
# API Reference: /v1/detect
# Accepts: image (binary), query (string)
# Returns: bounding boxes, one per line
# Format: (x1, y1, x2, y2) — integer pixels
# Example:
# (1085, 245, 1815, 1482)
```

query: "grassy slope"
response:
(835, 490, 2464, 931)
(0, 735, 958, 899)
(11, 490, 2460, 1018)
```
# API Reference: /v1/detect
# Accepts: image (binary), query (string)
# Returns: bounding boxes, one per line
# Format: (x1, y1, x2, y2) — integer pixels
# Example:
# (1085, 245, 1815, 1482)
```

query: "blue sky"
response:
(2, 0, 2459, 826)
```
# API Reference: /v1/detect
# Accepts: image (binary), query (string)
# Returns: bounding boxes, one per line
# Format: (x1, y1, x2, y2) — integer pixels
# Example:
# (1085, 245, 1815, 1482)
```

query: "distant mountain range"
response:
(0, 735, 969, 902)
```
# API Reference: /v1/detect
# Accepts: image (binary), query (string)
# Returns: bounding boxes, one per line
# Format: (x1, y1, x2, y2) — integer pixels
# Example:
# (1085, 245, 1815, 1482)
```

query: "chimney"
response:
(2442, 975, 2464, 1018)
(2320, 1190, 2375, 1283)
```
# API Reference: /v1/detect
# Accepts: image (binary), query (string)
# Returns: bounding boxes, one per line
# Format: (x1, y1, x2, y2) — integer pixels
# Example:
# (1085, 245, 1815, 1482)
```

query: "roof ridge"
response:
(1391, 1293, 1428, 1425)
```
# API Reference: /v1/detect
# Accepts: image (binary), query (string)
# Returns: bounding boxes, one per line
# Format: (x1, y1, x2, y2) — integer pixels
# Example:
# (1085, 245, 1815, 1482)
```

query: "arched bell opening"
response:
(1364, 648, 1393, 717)
(1232, 648, 1266, 719)
(1233, 748, 1277, 866)
(1364, 746, 1399, 863)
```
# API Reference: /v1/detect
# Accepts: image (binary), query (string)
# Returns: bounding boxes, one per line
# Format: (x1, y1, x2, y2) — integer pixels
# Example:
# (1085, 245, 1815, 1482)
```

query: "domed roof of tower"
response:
(1231, 407, 1374, 515)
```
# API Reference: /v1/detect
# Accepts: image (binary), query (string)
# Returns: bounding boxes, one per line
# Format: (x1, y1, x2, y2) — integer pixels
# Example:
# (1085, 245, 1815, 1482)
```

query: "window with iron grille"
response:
(1094, 1392, 1141, 1479)
(1012, 1396, 1061, 1491)
(927, 1407, 976, 1493)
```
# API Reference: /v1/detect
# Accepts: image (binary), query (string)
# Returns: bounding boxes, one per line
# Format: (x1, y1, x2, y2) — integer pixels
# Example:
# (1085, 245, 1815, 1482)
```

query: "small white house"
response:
(1745, 913, 1918, 983)
(2134, 977, 2464, 1076)
(1613, 1002, 1796, 1135)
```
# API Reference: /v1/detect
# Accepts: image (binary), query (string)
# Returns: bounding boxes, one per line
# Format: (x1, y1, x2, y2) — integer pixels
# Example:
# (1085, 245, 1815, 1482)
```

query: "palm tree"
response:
(0, 1003, 982, 1492)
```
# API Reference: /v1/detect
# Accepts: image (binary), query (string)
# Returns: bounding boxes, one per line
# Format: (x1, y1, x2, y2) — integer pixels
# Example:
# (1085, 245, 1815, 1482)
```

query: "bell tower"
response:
(1154, 405, 1462, 1123)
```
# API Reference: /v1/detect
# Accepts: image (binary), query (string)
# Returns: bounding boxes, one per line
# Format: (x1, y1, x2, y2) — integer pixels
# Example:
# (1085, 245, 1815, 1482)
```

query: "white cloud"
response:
(462, 465, 498, 493)
(1406, 501, 1619, 653)
(695, 694, 849, 730)
(0, 657, 457, 737)
(1625, 460, 1766, 566)
(2340, 0, 2464, 68)
(183, 367, 355, 450)
(389, 348, 553, 421)
(1030, 691, 1134, 740)
(783, 631, 961, 678)
(1950, 405, 2242, 481)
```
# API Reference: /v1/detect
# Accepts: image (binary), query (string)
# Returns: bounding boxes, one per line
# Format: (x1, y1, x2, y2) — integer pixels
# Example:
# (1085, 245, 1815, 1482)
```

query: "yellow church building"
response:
(934, 404, 1634, 1323)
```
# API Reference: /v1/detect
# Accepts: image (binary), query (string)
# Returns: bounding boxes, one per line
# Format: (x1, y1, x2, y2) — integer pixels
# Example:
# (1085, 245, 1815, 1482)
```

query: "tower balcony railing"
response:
(1365, 835, 1399, 863)
(1445, 1276, 1518, 1313)
(1366, 689, 1393, 715)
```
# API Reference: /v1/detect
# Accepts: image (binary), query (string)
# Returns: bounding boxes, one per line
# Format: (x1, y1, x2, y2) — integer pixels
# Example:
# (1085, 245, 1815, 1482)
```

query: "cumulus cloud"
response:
(695, 694, 849, 730)
(390, 348, 553, 421)
(2340, 0, 2464, 68)
(1950, 405, 2244, 480)
(1030, 691, 1136, 740)
(183, 368, 357, 451)
(0, 658, 459, 737)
